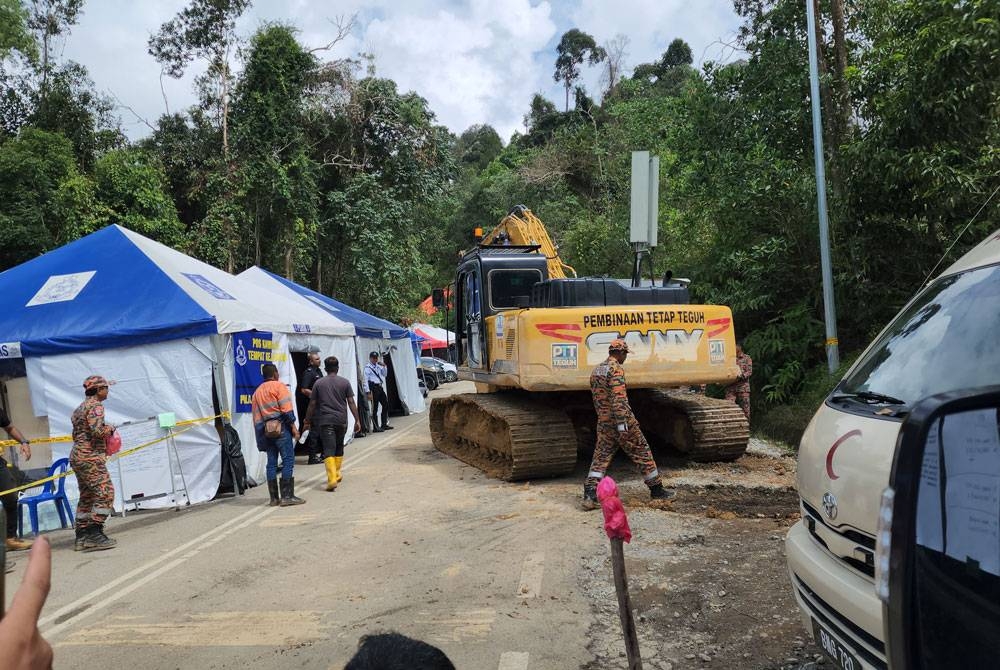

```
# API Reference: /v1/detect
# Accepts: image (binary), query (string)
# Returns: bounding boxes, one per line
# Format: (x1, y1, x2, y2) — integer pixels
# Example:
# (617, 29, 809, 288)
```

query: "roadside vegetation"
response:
(1, 0, 997, 441)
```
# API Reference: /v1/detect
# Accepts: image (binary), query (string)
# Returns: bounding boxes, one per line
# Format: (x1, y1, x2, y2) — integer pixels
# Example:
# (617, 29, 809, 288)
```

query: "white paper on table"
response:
(916, 418, 944, 551)
(941, 409, 1000, 576)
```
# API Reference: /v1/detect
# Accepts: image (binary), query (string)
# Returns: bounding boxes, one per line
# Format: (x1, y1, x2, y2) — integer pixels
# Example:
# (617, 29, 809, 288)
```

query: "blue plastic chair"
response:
(18, 458, 74, 537)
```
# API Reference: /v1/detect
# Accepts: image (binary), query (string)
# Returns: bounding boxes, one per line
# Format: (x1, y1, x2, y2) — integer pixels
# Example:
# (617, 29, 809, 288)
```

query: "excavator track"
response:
(632, 390, 750, 462)
(429, 393, 578, 481)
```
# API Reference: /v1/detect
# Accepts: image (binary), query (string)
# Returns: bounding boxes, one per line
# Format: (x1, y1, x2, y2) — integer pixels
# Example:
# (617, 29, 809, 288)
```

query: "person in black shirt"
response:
(1, 407, 34, 551)
(297, 352, 324, 464)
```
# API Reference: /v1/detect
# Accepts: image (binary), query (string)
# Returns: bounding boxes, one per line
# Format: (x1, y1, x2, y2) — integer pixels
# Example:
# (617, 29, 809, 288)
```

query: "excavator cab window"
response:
(488, 269, 543, 310)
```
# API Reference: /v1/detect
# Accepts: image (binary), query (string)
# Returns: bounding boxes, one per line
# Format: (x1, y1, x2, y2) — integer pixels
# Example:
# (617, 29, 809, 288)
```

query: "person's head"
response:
(736, 341, 745, 356)
(261, 363, 279, 381)
(324, 356, 339, 375)
(83, 375, 112, 400)
(308, 352, 321, 367)
(344, 632, 454, 670)
(369, 351, 379, 362)
(608, 338, 630, 363)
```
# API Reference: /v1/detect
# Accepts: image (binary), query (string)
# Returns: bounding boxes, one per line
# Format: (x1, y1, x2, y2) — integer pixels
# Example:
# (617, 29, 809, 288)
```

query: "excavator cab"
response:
(454, 246, 548, 373)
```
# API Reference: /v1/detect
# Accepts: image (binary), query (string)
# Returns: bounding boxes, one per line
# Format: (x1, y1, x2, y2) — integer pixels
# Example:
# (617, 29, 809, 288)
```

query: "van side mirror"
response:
(881, 386, 1000, 669)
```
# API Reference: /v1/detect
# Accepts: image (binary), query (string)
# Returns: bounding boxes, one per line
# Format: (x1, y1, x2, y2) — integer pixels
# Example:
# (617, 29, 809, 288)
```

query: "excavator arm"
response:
(481, 205, 576, 279)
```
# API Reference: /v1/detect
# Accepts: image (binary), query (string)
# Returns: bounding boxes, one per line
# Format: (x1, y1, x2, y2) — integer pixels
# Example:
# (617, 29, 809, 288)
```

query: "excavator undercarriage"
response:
(429, 389, 749, 482)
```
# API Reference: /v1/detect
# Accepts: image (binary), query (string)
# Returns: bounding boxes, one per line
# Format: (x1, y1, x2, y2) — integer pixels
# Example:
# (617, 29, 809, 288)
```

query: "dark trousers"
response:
(0, 456, 20, 538)
(319, 424, 347, 458)
(357, 387, 371, 433)
(370, 383, 389, 428)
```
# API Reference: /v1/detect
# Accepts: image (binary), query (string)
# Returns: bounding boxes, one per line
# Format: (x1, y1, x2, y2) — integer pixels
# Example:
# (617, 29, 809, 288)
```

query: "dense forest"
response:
(0, 0, 997, 438)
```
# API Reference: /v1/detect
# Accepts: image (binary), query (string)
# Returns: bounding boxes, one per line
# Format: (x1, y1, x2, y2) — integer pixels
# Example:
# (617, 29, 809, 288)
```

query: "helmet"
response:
(608, 339, 630, 353)
(82, 375, 113, 391)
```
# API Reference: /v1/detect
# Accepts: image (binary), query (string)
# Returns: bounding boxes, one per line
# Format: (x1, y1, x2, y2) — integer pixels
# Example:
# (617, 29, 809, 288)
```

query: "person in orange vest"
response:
(251, 364, 304, 506)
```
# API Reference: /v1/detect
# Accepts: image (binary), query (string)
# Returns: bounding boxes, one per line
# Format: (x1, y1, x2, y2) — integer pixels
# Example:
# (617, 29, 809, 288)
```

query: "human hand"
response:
(354, 424, 362, 434)
(291, 428, 300, 441)
(18, 442, 31, 461)
(0, 537, 53, 669)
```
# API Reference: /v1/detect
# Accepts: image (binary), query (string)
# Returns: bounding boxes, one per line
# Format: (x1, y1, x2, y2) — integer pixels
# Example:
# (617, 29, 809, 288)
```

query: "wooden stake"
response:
(610, 536, 642, 669)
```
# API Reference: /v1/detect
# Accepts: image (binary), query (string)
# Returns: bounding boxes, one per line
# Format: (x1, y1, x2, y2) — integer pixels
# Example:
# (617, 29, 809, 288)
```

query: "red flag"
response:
(597, 477, 631, 543)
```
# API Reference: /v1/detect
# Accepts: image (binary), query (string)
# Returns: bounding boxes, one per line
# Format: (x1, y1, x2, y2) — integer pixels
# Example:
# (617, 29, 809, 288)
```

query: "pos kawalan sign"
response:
(233, 331, 292, 413)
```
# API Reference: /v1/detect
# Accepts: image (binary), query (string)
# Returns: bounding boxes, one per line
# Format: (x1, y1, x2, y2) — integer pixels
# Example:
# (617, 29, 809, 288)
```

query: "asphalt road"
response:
(6, 381, 601, 669)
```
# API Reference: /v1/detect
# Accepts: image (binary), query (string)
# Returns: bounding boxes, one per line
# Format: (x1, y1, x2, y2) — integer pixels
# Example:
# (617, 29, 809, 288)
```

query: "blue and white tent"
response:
(0, 225, 356, 504)
(238, 266, 425, 415)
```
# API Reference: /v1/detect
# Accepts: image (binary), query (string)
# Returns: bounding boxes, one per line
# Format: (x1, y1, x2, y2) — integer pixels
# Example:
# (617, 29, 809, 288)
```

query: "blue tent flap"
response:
(262, 270, 407, 340)
(0, 226, 217, 356)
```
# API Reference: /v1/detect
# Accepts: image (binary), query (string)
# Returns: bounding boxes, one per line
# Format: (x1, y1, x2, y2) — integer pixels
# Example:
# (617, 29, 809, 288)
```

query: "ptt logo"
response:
(551, 343, 578, 369)
(709, 340, 725, 364)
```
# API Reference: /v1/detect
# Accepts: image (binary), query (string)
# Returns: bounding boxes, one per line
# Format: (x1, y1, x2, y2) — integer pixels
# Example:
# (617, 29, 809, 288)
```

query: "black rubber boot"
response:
(306, 455, 323, 465)
(649, 483, 676, 501)
(267, 479, 280, 507)
(74, 527, 86, 551)
(279, 477, 306, 506)
(581, 484, 599, 511)
(382, 423, 394, 430)
(82, 524, 117, 552)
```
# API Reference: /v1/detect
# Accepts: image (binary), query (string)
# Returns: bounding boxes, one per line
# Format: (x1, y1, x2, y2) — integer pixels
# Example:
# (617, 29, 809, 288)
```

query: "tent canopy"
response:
(244, 267, 407, 340)
(410, 323, 456, 351)
(0, 225, 354, 358)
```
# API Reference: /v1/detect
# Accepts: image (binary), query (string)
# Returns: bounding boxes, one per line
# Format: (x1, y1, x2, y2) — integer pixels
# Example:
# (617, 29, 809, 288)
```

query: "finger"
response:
(8, 536, 51, 625)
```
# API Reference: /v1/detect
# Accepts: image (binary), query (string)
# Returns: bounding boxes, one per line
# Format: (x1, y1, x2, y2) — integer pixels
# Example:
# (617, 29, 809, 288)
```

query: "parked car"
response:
(417, 366, 439, 391)
(421, 356, 458, 382)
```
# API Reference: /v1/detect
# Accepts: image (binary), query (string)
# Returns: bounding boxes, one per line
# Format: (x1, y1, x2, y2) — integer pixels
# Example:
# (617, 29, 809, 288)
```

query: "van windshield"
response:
(838, 263, 1000, 406)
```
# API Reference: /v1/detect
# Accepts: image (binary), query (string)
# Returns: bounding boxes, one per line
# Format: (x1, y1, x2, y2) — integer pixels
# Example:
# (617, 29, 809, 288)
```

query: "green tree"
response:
(88, 148, 185, 245)
(455, 124, 503, 172)
(25, 0, 83, 95)
(229, 23, 318, 279)
(148, 0, 251, 159)
(0, 0, 35, 60)
(660, 37, 692, 68)
(553, 29, 607, 111)
(0, 127, 94, 268)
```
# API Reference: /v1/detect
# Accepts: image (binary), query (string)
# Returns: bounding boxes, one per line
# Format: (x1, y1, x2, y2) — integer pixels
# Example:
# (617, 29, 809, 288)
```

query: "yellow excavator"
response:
(429, 206, 749, 480)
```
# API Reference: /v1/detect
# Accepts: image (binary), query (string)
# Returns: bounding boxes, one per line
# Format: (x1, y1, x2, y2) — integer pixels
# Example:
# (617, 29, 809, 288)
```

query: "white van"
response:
(785, 229, 1000, 670)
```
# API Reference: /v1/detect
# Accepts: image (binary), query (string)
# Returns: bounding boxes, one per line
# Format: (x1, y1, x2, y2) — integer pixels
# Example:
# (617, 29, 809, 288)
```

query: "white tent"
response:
(238, 267, 425, 417)
(0, 225, 356, 513)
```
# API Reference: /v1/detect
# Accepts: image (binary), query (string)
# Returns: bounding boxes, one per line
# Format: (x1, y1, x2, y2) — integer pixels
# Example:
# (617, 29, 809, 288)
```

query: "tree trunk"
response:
(221, 62, 230, 163)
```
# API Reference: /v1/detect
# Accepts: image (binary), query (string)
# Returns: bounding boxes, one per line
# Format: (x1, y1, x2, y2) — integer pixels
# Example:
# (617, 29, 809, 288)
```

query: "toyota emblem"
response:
(822, 492, 838, 520)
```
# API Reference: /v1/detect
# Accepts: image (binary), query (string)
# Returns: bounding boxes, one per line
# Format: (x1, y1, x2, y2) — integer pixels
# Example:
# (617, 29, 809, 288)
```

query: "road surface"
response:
(5, 382, 818, 669)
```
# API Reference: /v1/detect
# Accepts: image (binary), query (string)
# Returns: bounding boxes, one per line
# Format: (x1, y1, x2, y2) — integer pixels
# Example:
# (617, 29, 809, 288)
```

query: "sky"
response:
(58, 0, 745, 143)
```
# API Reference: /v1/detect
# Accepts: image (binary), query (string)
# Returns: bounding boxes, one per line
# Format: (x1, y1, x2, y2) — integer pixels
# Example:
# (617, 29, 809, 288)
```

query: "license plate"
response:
(813, 619, 863, 670)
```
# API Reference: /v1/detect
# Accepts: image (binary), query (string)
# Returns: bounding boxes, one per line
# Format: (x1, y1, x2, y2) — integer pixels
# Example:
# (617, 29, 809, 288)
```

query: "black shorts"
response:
(319, 424, 347, 458)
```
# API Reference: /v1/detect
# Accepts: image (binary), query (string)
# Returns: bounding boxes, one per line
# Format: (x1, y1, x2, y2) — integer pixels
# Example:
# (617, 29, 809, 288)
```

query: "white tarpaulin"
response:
(29, 336, 220, 510)
(357, 335, 424, 415)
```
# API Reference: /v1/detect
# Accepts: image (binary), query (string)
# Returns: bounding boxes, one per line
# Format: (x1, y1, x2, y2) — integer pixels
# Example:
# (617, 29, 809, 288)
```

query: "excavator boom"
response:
(481, 205, 576, 280)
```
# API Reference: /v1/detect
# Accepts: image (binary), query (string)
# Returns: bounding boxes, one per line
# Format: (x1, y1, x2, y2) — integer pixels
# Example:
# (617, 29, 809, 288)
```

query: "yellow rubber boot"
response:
(333, 456, 343, 483)
(324, 457, 337, 491)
